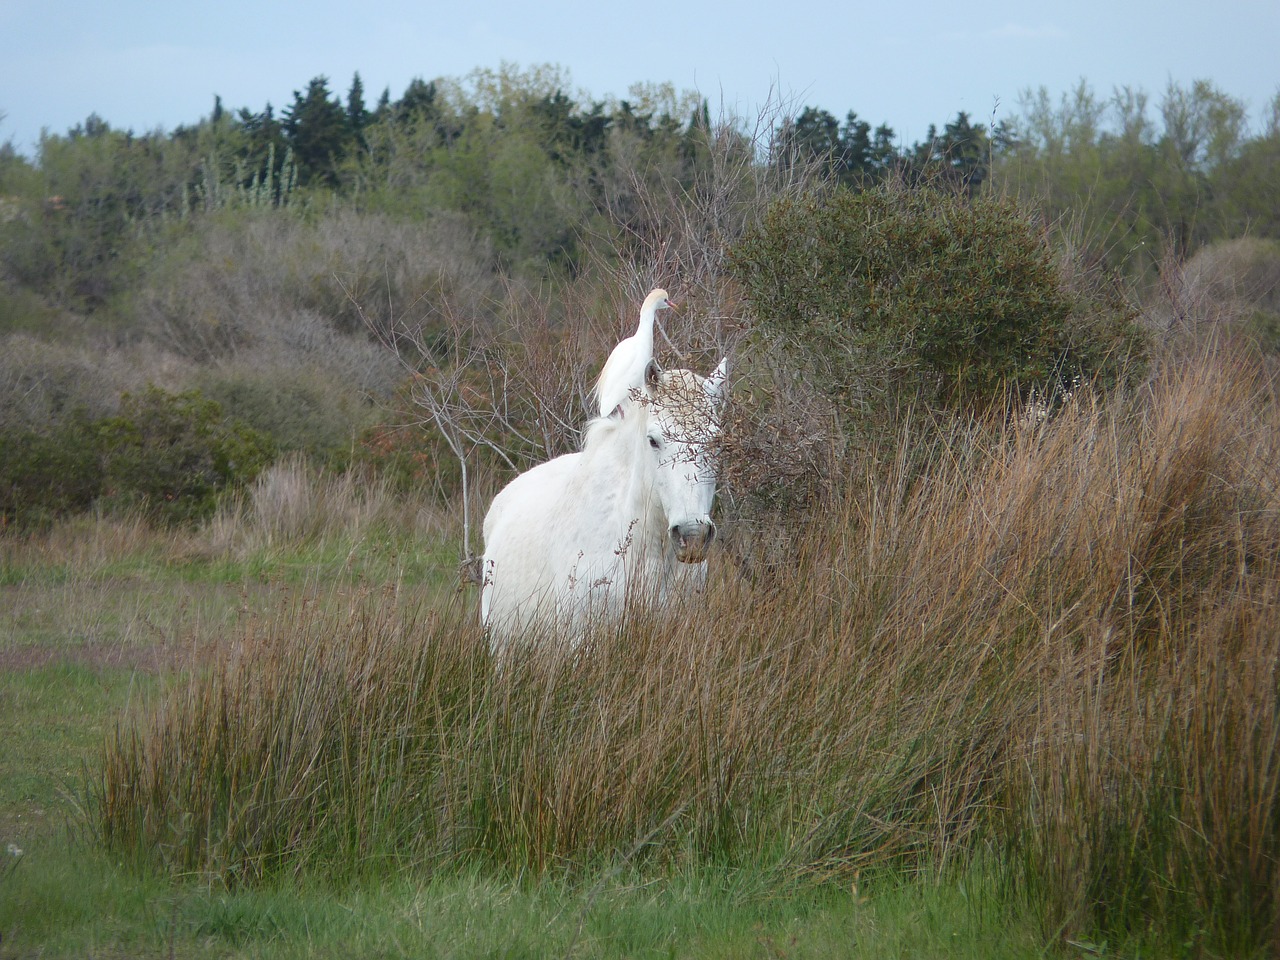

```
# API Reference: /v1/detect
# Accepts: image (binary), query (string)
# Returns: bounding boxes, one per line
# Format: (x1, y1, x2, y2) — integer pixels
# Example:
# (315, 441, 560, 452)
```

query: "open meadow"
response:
(4, 341, 1280, 958)
(1, 470, 1048, 958)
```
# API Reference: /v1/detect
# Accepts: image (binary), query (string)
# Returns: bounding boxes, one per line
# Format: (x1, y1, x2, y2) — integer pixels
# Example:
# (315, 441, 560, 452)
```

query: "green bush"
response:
(197, 368, 378, 464)
(353, 420, 462, 495)
(98, 387, 275, 524)
(0, 418, 102, 528)
(727, 182, 1142, 414)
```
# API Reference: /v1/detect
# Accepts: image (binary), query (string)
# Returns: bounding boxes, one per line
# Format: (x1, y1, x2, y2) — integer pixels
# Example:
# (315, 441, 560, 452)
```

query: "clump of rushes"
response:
(93, 341, 1280, 955)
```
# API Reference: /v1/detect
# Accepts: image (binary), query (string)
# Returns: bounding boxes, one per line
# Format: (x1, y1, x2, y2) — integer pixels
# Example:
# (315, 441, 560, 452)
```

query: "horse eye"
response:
(649, 436, 660, 450)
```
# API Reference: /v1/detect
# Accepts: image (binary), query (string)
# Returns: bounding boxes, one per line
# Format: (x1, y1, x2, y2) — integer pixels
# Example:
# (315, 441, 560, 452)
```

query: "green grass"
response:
(0, 665, 159, 840)
(2, 844, 1044, 959)
(1, 523, 459, 665)
(0, 656, 1040, 957)
(1, 530, 456, 588)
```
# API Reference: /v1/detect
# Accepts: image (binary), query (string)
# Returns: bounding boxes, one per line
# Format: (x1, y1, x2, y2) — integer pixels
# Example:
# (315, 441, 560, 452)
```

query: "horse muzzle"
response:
(671, 520, 716, 563)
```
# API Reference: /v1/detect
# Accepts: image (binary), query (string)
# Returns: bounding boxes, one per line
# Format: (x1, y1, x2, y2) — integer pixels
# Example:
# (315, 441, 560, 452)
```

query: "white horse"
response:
(480, 296, 728, 646)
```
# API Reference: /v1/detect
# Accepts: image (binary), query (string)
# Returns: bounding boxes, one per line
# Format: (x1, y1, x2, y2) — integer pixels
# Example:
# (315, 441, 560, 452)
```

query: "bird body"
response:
(594, 289, 675, 416)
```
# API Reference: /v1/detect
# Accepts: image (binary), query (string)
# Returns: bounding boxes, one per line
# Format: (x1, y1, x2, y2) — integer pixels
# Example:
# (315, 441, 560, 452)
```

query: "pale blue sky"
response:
(2, 0, 1277, 157)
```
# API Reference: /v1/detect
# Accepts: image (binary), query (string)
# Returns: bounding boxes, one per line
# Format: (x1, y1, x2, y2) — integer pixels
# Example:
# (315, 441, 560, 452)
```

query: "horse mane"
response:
(581, 398, 644, 452)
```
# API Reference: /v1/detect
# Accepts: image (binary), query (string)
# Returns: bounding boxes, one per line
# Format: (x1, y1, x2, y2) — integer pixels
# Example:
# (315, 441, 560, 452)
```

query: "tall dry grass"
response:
(92, 341, 1280, 953)
(202, 454, 449, 554)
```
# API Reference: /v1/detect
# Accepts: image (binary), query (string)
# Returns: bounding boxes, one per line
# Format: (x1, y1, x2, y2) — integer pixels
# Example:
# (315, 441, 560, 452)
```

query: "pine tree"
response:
(838, 111, 873, 183)
(282, 76, 350, 186)
(939, 112, 991, 192)
(346, 72, 368, 138)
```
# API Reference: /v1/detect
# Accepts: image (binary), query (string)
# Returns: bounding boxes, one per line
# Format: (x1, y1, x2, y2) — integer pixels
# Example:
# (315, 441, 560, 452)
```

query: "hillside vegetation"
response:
(2, 70, 1277, 529)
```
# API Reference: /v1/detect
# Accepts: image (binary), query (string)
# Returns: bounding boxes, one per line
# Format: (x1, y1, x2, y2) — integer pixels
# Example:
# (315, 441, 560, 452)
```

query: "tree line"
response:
(2, 66, 1276, 316)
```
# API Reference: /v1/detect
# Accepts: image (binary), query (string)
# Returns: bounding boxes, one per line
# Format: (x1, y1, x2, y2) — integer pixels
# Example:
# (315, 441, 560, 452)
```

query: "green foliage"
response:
(0, 282, 67, 337)
(352, 420, 464, 496)
(0, 120, 198, 310)
(189, 141, 299, 212)
(97, 387, 274, 524)
(197, 368, 379, 464)
(998, 80, 1277, 278)
(728, 182, 1140, 413)
(282, 76, 352, 187)
(345, 72, 368, 139)
(0, 417, 102, 527)
(1212, 100, 1280, 240)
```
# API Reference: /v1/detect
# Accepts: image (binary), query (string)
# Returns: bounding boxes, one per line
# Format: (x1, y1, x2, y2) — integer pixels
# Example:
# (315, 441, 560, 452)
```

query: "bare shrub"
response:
(194, 360, 385, 461)
(4, 510, 166, 574)
(203, 454, 445, 556)
(371, 102, 826, 562)
(133, 207, 497, 366)
(1151, 236, 1280, 348)
(364, 279, 610, 562)
(0, 333, 191, 429)
(591, 95, 820, 364)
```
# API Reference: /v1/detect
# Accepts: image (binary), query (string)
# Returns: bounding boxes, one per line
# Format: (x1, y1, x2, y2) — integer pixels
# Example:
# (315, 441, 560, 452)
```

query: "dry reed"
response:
(91, 341, 1280, 953)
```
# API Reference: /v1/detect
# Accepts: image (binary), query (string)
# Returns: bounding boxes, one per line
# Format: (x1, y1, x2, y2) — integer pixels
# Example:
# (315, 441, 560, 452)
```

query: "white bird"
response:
(594, 288, 676, 416)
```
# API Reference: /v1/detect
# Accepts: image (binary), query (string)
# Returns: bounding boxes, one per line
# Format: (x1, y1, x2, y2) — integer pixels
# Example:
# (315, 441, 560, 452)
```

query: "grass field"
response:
(4, 344, 1279, 958)
(0, 531, 1045, 958)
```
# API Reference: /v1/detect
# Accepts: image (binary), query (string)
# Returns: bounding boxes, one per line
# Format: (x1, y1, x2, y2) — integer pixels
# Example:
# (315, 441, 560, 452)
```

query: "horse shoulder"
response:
(484, 451, 582, 541)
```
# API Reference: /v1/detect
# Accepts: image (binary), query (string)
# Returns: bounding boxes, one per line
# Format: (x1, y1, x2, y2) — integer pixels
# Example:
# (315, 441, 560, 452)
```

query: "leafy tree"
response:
(938, 111, 991, 191)
(422, 111, 586, 268)
(1159, 79, 1246, 171)
(1208, 92, 1280, 240)
(776, 107, 899, 186)
(527, 90, 609, 166)
(902, 112, 992, 192)
(238, 102, 286, 162)
(398, 78, 438, 121)
(995, 79, 1269, 276)
(373, 85, 391, 119)
(1, 121, 197, 308)
(678, 98, 712, 168)
(789, 107, 841, 164)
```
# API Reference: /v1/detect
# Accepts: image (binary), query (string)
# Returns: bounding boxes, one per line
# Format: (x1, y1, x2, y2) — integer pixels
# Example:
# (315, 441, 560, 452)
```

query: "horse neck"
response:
(585, 406, 668, 553)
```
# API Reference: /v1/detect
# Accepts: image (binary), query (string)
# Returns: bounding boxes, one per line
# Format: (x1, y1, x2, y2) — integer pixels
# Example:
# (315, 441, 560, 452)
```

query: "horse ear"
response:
(704, 358, 729, 403)
(609, 403, 625, 421)
(644, 359, 662, 392)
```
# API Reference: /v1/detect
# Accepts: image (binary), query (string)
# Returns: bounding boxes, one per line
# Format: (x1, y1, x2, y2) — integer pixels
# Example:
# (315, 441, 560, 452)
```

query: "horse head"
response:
(641, 357, 728, 564)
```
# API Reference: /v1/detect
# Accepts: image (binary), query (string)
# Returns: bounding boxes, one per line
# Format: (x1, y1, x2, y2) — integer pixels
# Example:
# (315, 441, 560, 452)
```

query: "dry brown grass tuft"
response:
(195, 455, 453, 561)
